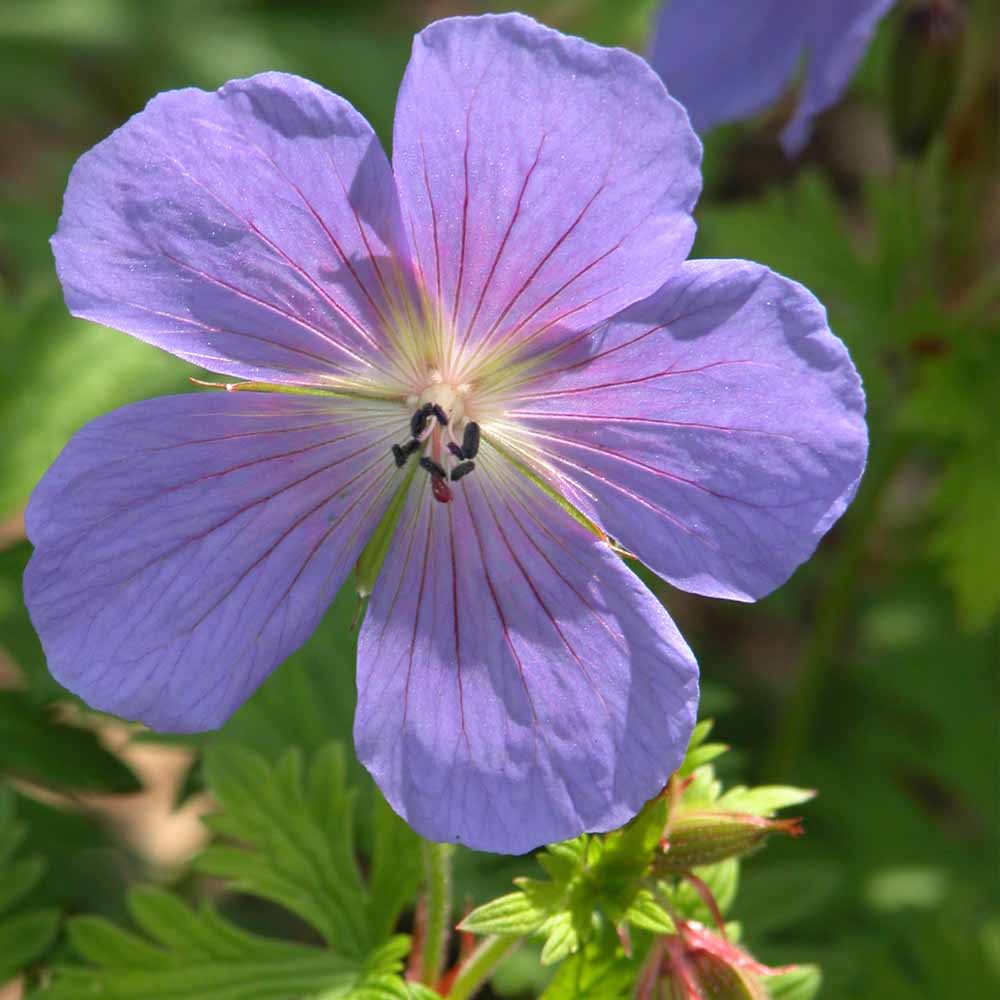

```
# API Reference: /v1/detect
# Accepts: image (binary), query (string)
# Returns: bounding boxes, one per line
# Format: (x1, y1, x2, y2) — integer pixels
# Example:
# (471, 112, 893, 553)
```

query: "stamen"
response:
(410, 404, 432, 438)
(419, 456, 447, 479)
(430, 403, 449, 426)
(447, 442, 466, 460)
(451, 461, 475, 481)
(391, 438, 422, 468)
(461, 422, 480, 459)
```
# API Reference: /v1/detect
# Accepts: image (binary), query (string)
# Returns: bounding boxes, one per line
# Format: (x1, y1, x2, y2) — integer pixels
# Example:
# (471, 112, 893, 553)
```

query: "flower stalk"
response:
(446, 935, 522, 1000)
(420, 841, 455, 989)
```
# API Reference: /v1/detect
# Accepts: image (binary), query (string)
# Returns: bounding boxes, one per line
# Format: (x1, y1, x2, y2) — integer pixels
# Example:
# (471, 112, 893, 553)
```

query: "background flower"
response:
(650, 0, 898, 153)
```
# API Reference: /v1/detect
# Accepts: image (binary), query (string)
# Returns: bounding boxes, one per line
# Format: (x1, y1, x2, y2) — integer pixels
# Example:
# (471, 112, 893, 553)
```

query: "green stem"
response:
(420, 841, 454, 988)
(447, 935, 522, 1000)
(763, 431, 910, 781)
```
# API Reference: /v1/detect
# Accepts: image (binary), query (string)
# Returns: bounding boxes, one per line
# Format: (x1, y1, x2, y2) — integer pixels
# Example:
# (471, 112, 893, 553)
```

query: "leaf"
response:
(622, 889, 675, 934)
(539, 911, 579, 966)
(766, 965, 823, 1000)
(540, 940, 633, 1000)
(0, 789, 61, 980)
(459, 892, 549, 936)
(196, 743, 371, 956)
(0, 907, 61, 982)
(715, 786, 816, 817)
(43, 891, 365, 1000)
(0, 690, 141, 793)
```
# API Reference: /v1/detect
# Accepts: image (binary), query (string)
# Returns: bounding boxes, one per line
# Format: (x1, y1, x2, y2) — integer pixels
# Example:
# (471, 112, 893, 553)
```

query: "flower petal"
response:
(505, 260, 868, 602)
(782, 0, 897, 154)
(392, 13, 701, 373)
(24, 392, 399, 731)
(52, 73, 413, 388)
(355, 458, 698, 854)
(650, 0, 806, 135)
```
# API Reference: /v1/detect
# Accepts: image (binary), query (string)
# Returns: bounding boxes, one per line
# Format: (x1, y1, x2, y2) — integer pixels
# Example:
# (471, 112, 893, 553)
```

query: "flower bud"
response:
(655, 922, 797, 1000)
(656, 811, 803, 873)
(688, 950, 768, 1000)
(889, 0, 966, 156)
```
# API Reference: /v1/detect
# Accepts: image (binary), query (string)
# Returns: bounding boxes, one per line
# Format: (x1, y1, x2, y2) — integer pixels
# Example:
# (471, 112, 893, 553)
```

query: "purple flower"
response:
(26, 14, 867, 853)
(651, 0, 897, 154)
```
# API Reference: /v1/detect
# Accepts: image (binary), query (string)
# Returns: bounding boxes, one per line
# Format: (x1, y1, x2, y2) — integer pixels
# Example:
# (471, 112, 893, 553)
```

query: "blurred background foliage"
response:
(0, 0, 997, 997)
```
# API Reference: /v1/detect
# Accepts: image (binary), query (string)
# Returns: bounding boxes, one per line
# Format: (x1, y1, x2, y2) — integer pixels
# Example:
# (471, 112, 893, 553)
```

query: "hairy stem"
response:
(420, 841, 454, 988)
(447, 935, 522, 1000)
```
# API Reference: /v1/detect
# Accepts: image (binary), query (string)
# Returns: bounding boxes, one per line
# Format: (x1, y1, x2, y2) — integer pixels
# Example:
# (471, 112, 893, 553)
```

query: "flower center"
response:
(390, 380, 480, 504)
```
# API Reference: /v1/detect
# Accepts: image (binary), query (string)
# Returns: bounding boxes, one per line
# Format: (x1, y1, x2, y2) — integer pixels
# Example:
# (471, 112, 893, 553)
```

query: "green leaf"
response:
(0, 790, 60, 979)
(715, 786, 816, 817)
(539, 940, 633, 1000)
(539, 911, 579, 966)
(766, 965, 823, 1000)
(196, 743, 371, 956)
(0, 689, 141, 793)
(44, 892, 366, 1000)
(0, 907, 61, 982)
(459, 892, 549, 936)
(537, 837, 588, 883)
(622, 889, 675, 934)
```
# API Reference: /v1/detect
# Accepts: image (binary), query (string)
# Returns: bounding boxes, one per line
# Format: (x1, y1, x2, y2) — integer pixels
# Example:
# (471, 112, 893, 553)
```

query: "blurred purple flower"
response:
(650, 0, 897, 153)
(26, 14, 867, 853)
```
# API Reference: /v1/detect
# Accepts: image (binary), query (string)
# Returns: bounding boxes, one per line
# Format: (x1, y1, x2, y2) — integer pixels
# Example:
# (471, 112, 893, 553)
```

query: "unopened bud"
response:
(889, 0, 966, 156)
(656, 811, 803, 873)
(688, 951, 768, 1000)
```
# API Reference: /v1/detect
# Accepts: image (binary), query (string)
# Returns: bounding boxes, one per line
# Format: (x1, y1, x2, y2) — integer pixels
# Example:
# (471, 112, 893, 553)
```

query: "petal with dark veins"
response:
(24, 392, 401, 731)
(355, 456, 698, 853)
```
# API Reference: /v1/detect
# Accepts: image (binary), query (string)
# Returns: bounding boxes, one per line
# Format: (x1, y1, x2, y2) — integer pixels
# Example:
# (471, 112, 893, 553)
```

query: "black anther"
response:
(402, 438, 421, 457)
(461, 421, 480, 459)
(410, 408, 429, 438)
(447, 442, 466, 460)
(430, 403, 449, 426)
(391, 444, 407, 468)
(419, 456, 447, 479)
(450, 461, 475, 482)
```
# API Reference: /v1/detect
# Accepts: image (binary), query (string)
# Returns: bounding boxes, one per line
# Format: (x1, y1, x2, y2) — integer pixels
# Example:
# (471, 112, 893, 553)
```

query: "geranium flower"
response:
(650, 0, 897, 153)
(25, 13, 867, 853)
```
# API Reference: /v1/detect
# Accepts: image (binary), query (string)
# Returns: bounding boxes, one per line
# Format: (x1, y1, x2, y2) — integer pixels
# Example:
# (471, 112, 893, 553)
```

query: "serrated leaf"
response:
(716, 786, 816, 817)
(766, 965, 822, 1000)
(0, 907, 61, 981)
(197, 743, 370, 956)
(46, 897, 365, 1000)
(0, 690, 141, 793)
(460, 892, 549, 936)
(623, 889, 675, 934)
(539, 911, 579, 966)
